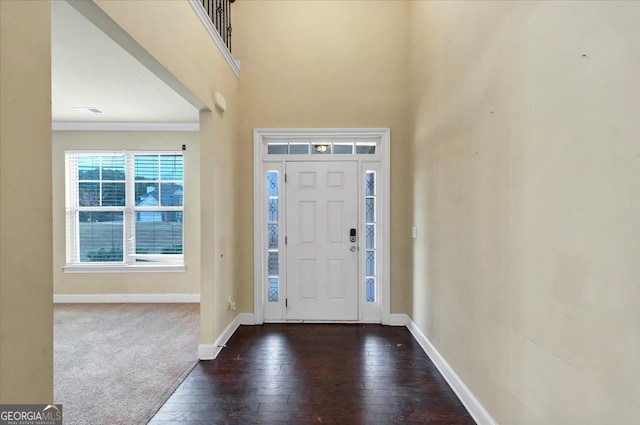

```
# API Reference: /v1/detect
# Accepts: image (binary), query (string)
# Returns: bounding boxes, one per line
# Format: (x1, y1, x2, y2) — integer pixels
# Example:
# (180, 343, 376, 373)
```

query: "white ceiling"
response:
(51, 1, 199, 123)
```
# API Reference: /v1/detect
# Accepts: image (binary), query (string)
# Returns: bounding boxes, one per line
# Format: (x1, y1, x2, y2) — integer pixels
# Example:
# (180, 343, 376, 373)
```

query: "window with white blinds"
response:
(65, 151, 184, 269)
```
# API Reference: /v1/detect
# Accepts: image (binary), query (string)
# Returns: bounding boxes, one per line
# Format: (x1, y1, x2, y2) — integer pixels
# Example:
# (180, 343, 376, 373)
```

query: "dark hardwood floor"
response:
(149, 324, 475, 425)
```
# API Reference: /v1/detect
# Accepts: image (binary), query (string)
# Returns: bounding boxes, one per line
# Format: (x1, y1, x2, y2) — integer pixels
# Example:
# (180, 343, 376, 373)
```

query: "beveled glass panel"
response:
(268, 277, 279, 302)
(366, 198, 375, 222)
(366, 278, 375, 302)
(268, 198, 279, 222)
(267, 144, 288, 155)
(355, 143, 376, 154)
(267, 171, 279, 197)
(333, 143, 354, 154)
(268, 224, 278, 249)
(366, 224, 375, 249)
(366, 172, 375, 196)
(366, 251, 375, 276)
(311, 144, 331, 155)
(289, 144, 309, 154)
(268, 251, 279, 275)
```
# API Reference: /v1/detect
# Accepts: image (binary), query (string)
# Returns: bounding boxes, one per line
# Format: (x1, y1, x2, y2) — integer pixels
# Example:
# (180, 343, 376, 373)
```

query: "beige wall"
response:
(233, 0, 413, 313)
(89, 0, 242, 345)
(4, 0, 636, 417)
(0, 0, 53, 402)
(52, 131, 200, 295)
(409, 1, 640, 424)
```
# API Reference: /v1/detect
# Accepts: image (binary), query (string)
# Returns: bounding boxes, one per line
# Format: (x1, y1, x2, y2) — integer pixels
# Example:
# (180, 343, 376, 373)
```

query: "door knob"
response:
(350, 246, 357, 252)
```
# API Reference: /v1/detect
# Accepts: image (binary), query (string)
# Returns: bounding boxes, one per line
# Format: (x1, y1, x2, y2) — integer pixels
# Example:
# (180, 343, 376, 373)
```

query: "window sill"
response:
(63, 264, 186, 274)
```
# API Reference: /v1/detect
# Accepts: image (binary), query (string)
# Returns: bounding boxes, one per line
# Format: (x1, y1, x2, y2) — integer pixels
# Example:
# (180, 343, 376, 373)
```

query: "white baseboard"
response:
(198, 312, 253, 360)
(387, 313, 410, 326)
(197, 344, 216, 360)
(405, 317, 498, 425)
(238, 313, 255, 325)
(53, 293, 200, 303)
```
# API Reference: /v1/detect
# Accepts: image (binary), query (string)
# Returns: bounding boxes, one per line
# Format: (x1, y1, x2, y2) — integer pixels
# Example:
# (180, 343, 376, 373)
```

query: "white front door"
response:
(285, 161, 359, 320)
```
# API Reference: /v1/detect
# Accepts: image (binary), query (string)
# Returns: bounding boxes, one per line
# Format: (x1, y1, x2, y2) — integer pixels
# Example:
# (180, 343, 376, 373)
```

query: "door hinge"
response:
(285, 236, 287, 245)
(285, 298, 288, 307)
(284, 173, 287, 183)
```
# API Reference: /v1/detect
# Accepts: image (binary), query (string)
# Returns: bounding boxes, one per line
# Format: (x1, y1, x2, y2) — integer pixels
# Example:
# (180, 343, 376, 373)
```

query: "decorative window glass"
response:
(65, 151, 184, 267)
(289, 143, 309, 155)
(267, 171, 280, 302)
(333, 143, 354, 155)
(267, 144, 288, 155)
(266, 141, 376, 155)
(365, 171, 376, 302)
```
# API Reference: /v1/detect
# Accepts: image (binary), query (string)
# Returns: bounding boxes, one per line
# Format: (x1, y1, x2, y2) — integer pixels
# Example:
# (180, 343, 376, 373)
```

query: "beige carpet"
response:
(54, 303, 199, 425)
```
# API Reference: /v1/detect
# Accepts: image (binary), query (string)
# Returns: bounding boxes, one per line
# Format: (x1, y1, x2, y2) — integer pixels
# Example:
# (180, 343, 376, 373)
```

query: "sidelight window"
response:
(267, 170, 280, 302)
(365, 170, 376, 302)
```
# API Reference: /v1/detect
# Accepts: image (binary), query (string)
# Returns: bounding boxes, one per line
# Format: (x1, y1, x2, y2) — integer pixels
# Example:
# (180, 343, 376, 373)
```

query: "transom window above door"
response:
(265, 140, 378, 155)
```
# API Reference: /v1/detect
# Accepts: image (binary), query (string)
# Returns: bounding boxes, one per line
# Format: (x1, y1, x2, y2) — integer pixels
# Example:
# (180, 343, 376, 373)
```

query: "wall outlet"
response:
(227, 296, 237, 311)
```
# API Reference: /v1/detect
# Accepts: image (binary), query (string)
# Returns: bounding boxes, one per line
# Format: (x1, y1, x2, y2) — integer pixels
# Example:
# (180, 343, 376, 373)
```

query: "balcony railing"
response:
(200, 0, 235, 52)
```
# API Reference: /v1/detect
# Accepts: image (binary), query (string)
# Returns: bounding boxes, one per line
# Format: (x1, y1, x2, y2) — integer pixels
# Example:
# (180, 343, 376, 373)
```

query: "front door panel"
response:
(286, 161, 358, 320)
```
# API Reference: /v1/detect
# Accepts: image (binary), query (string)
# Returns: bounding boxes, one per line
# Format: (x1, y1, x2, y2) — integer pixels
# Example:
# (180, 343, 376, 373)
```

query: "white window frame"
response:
(64, 150, 185, 273)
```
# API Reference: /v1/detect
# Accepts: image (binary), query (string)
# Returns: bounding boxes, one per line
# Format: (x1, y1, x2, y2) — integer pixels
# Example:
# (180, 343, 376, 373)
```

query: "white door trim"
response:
(253, 128, 391, 325)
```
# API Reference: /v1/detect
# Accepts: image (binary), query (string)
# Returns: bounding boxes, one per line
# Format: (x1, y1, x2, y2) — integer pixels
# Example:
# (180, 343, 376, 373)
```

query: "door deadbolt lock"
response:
(350, 228, 357, 243)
